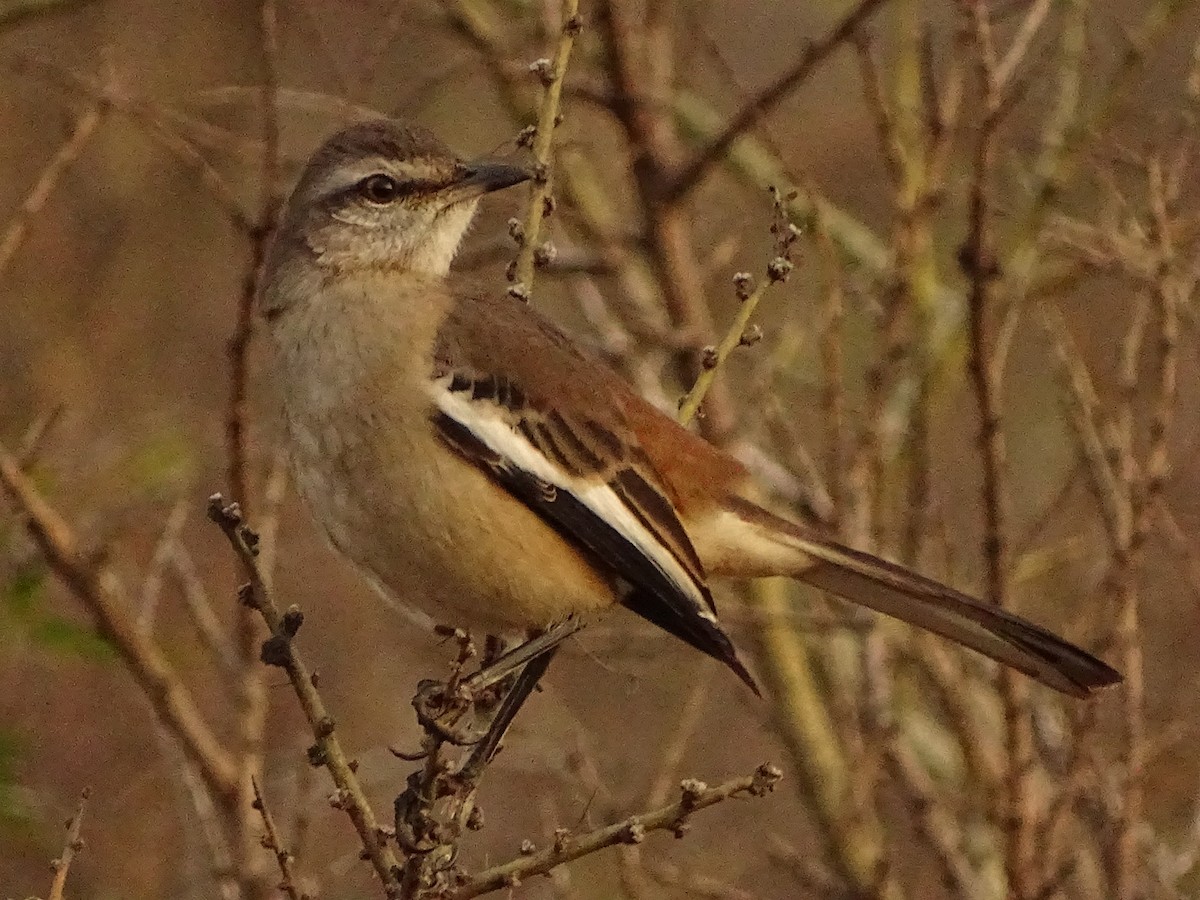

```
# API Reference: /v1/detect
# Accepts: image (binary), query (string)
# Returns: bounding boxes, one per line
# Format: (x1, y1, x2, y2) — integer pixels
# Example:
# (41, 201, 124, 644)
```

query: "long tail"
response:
(701, 498, 1121, 697)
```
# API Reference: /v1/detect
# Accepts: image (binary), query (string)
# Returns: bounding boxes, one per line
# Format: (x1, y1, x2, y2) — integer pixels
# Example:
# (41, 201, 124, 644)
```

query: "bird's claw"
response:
(412, 678, 484, 746)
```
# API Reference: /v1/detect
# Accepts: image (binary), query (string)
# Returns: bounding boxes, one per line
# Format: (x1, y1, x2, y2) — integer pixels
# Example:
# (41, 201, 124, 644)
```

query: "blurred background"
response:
(2, 0, 1199, 897)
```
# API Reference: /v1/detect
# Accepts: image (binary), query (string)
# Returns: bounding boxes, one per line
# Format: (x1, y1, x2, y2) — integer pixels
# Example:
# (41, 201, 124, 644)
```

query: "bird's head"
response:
(266, 119, 529, 286)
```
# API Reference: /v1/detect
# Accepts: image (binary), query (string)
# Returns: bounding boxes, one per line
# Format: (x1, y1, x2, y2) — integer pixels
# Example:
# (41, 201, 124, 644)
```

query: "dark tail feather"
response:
(721, 498, 1121, 698)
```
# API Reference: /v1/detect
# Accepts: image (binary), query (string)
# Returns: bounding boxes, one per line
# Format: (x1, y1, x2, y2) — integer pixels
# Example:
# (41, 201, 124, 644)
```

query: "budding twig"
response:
(449, 766, 781, 899)
(47, 788, 90, 900)
(509, 0, 581, 299)
(206, 495, 403, 898)
(676, 187, 798, 426)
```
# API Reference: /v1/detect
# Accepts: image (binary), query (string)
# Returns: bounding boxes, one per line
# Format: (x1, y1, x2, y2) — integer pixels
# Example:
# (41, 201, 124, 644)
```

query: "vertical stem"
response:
(510, 0, 580, 297)
(229, 3, 280, 894)
(595, 0, 736, 443)
(960, 3, 1034, 896)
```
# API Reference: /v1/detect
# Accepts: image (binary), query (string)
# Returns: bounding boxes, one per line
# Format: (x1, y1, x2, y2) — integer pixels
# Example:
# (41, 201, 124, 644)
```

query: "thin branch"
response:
(251, 777, 304, 900)
(170, 543, 240, 675)
(226, 5, 281, 892)
(885, 742, 979, 900)
(138, 498, 190, 631)
(666, 0, 892, 202)
(449, 766, 782, 899)
(509, 0, 581, 299)
(596, 0, 738, 441)
(677, 190, 796, 425)
(993, 0, 1052, 92)
(0, 449, 239, 805)
(47, 787, 90, 900)
(8, 56, 254, 233)
(959, 3, 1036, 896)
(206, 496, 403, 898)
(0, 100, 103, 282)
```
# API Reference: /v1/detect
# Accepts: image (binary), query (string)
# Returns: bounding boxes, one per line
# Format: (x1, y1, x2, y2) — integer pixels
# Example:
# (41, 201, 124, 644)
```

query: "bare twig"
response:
(0, 100, 103, 283)
(449, 766, 782, 899)
(206, 495, 403, 897)
(677, 189, 797, 425)
(47, 787, 90, 900)
(170, 543, 240, 675)
(138, 498, 190, 630)
(509, 0, 581, 299)
(667, 0, 892, 202)
(0, 449, 239, 805)
(225, 5, 281, 891)
(596, 0, 739, 441)
(8, 56, 254, 232)
(958, 3, 1035, 895)
(251, 776, 304, 900)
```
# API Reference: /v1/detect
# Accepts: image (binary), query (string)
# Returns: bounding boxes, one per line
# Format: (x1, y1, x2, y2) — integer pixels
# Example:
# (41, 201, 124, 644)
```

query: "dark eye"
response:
(359, 174, 401, 204)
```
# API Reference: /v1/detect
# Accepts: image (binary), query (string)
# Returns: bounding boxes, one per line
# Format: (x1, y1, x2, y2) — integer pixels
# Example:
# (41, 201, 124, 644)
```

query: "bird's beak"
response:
(450, 160, 531, 200)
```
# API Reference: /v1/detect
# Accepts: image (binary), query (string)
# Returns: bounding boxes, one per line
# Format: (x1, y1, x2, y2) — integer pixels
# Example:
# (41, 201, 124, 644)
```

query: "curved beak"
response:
(452, 160, 531, 199)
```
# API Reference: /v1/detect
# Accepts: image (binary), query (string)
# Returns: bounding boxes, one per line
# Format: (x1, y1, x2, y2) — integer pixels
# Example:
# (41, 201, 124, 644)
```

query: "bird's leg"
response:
(458, 617, 583, 698)
(458, 642, 560, 781)
(403, 618, 580, 752)
(408, 627, 486, 748)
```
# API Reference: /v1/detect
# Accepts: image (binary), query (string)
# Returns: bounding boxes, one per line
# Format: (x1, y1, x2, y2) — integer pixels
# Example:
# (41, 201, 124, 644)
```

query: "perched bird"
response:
(261, 119, 1120, 700)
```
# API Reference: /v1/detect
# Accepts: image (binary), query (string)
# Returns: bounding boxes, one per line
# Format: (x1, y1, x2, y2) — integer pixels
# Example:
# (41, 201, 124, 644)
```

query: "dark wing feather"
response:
(430, 336, 756, 692)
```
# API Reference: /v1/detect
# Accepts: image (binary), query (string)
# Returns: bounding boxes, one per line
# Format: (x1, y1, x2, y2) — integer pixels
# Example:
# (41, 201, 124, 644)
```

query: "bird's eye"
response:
(359, 174, 402, 204)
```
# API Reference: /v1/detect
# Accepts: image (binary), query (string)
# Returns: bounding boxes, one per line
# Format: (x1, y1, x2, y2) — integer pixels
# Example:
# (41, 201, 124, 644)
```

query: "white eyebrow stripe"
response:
(429, 379, 716, 623)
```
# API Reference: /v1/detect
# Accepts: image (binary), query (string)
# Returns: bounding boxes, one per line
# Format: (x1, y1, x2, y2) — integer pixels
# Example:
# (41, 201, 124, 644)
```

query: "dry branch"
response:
(252, 776, 304, 900)
(508, 0, 580, 298)
(46, 787, 90, 900)
(206, 495, 403, 898)
(448, 766, 782, 899)
(666, 0, 892, 202)
(0, 101, 102, 282)
(0, 449, 239, 805)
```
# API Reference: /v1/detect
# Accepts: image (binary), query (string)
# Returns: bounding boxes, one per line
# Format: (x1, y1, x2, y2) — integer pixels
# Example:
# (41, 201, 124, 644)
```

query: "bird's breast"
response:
(267, 272, 615, 631)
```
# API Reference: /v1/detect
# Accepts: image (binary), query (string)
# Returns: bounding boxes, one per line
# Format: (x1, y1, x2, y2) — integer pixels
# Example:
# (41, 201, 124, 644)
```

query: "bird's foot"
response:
(411, 678, 485, 747)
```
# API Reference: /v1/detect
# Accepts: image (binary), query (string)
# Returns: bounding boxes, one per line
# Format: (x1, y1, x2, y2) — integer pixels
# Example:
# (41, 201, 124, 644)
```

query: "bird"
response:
(259, 118, 1120, 702)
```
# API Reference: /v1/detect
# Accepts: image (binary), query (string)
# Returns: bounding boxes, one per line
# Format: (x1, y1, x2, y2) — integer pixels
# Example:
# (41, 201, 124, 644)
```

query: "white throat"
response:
(407, 200, 479, 276)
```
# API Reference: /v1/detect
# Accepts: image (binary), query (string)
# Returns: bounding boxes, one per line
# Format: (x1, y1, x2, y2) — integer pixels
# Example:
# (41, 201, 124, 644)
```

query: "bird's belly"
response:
(288, 408, 615, 634)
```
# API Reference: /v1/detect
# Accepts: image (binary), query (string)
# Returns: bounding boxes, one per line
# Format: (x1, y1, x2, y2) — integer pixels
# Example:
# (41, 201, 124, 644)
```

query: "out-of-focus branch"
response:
(596, 0, 738, 441)
(509, 0, 580, 298)
(225, 4, 281, 892)
(251, 777, 303, 900)
(958, 3, 1036, 896)
(0, 100, 103, 282)
(206, 496, 403, 898)
(449, 766, 782, 899)
(746, 577, 902, 900)
(0, 0, 95, 27)
(46, 787, 90, 900)
(666, 0, 893, 203)
(885, 742, 978, 900)
(0, 449, 239, 806)
(9, 56, 254, 233)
